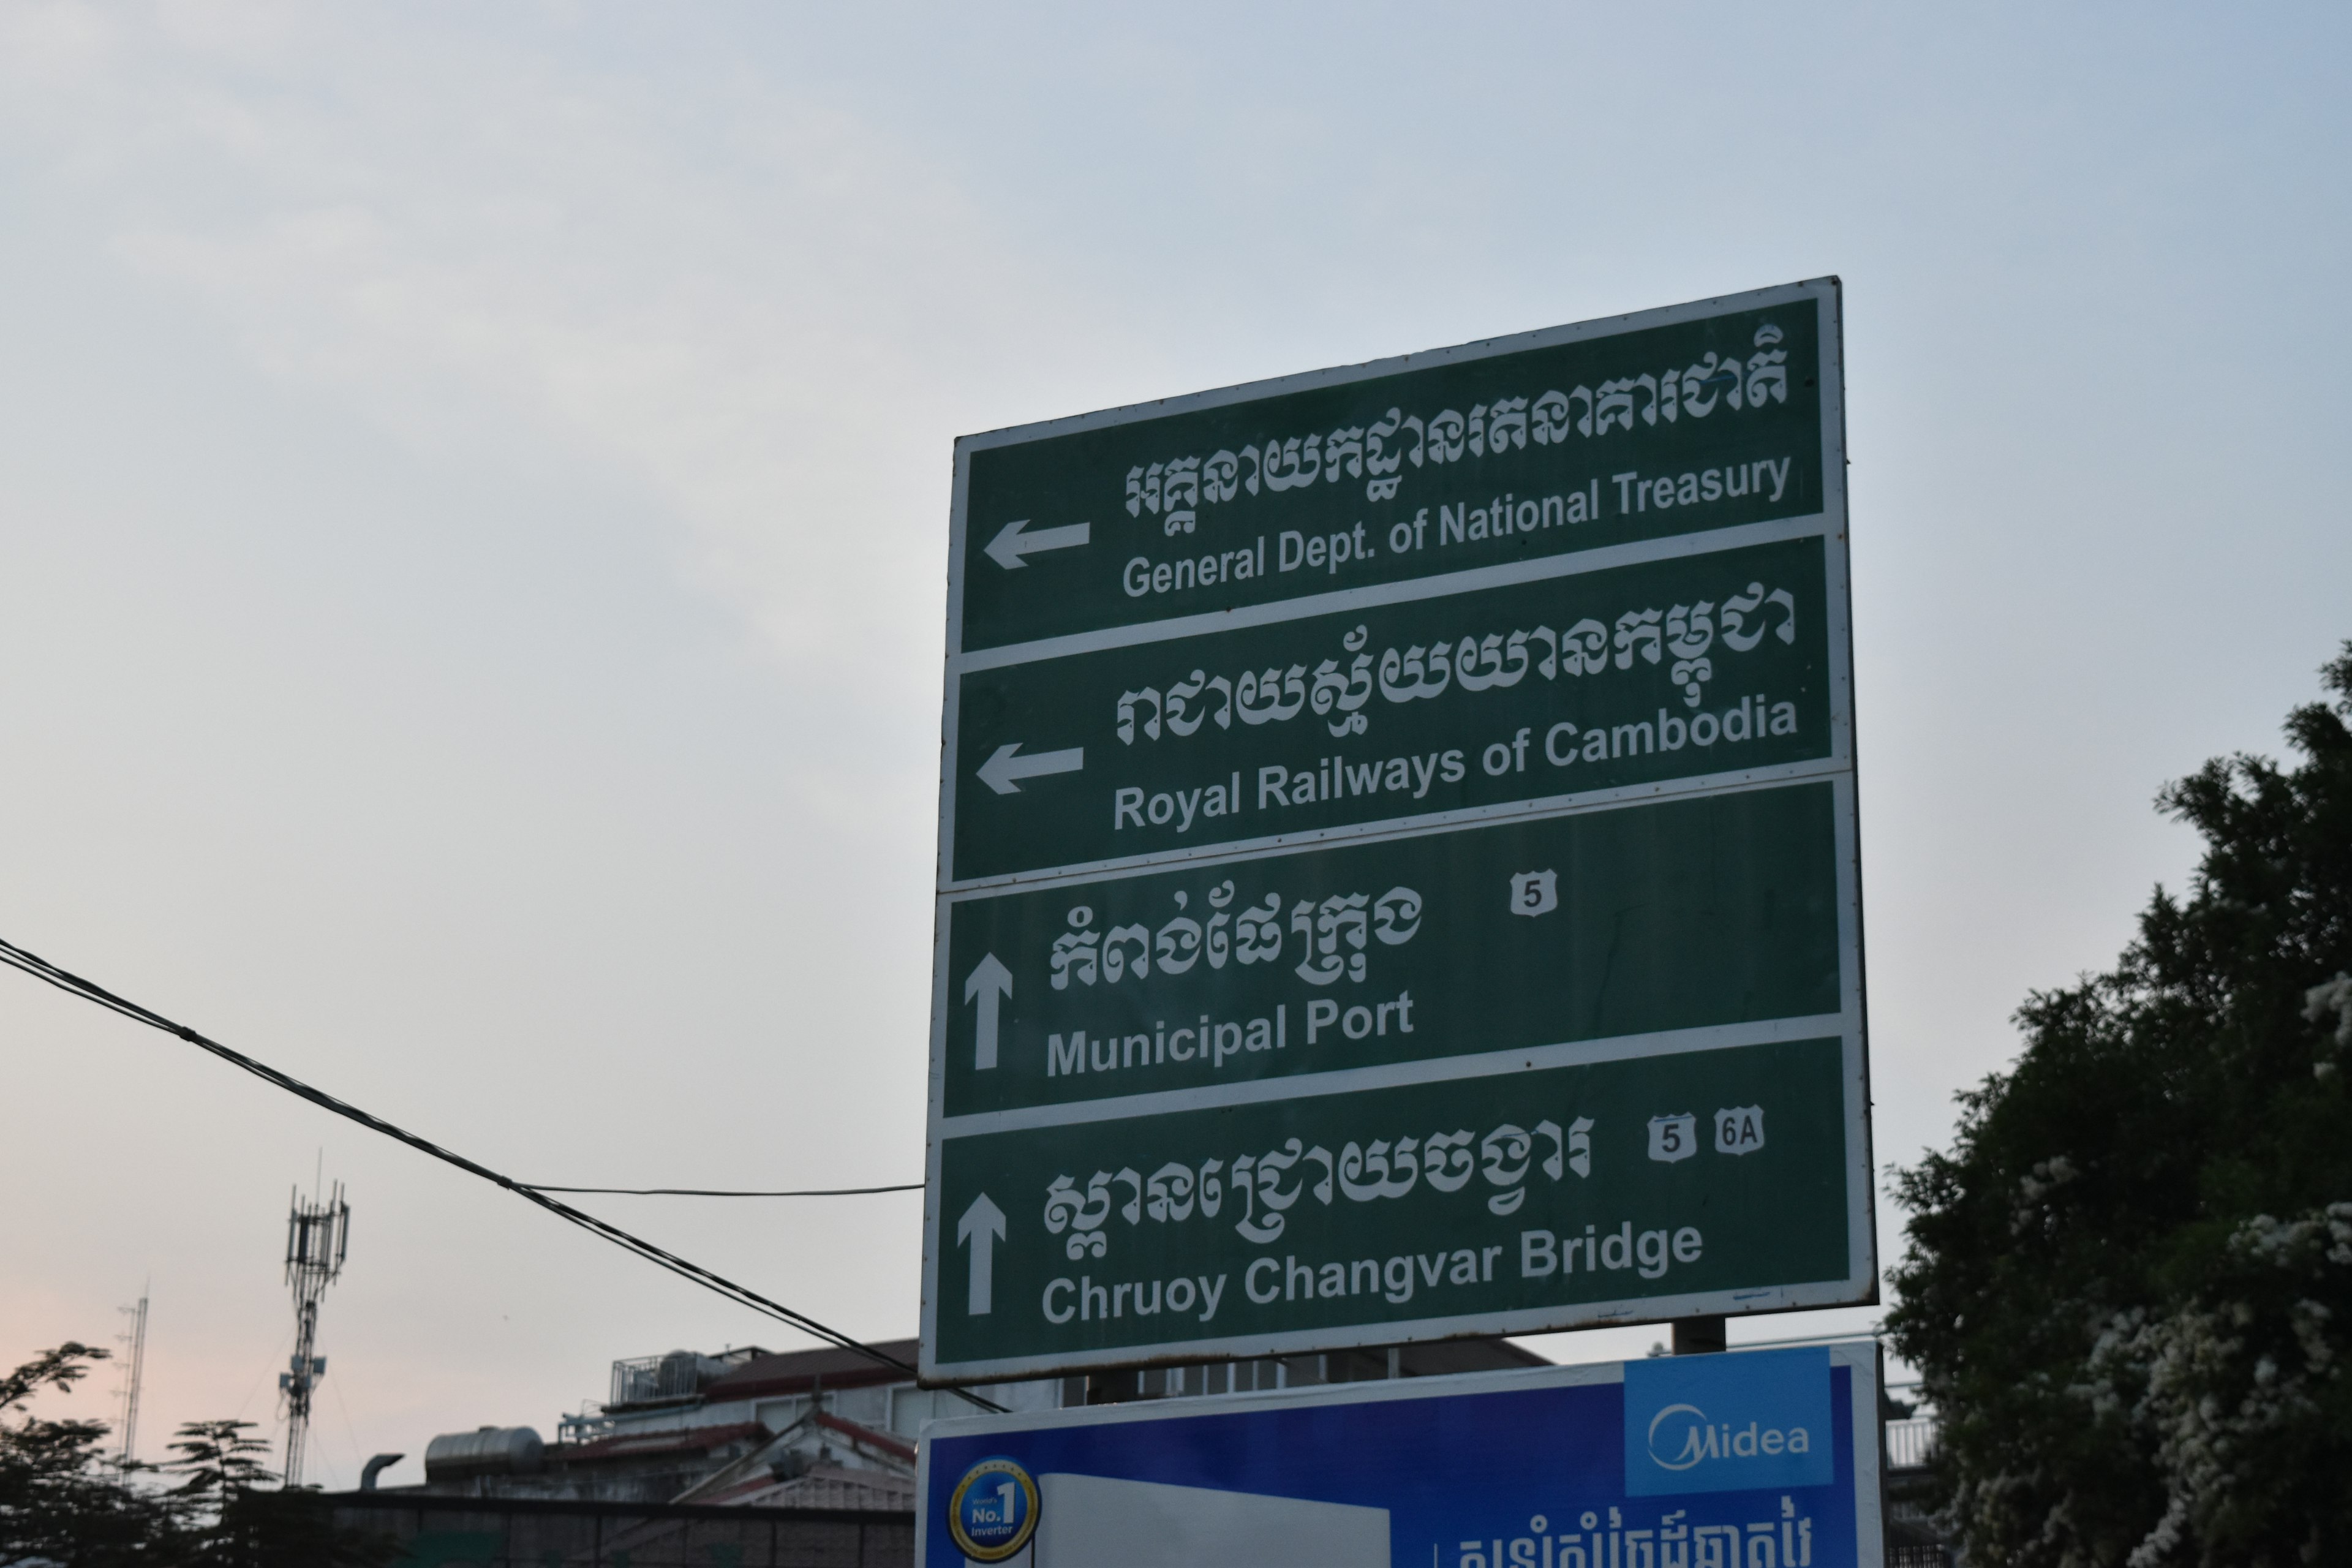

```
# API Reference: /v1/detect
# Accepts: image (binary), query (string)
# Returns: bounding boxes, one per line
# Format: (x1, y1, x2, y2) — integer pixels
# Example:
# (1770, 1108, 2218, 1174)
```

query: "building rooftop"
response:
(701, 1338, 922, 1403)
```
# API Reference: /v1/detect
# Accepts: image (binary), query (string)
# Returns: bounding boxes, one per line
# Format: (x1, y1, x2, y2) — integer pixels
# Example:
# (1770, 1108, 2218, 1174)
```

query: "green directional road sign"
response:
(922, 279, 1871, 1385)
(948, 533, 1835, 883)
(949, 297, 1828, 654)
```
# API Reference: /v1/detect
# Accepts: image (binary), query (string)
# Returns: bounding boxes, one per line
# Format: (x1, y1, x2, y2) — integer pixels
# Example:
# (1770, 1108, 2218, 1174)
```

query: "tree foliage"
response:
(1, 1344, 393, 1567)
(1888, 643, 2352, 1567)
(0, 1344, 172, 1566)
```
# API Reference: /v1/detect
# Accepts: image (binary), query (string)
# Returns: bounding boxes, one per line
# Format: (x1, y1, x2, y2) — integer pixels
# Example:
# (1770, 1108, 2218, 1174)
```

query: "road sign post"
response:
(923, 279, 1869, 1385)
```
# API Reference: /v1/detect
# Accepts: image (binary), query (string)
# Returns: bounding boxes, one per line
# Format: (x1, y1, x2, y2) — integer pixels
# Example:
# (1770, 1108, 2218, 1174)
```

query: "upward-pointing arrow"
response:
(956, 1193, 1007, 1317)
(963, 954, 1012, 1071)
(983, 518, 1090, 570)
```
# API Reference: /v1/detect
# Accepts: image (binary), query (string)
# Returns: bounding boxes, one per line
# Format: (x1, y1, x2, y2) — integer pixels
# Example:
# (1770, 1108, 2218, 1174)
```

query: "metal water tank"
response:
(423, 1425, 545, 1481)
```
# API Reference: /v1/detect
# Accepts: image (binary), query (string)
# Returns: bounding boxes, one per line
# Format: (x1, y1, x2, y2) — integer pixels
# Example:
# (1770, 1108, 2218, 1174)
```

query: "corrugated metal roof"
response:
(813, 1409, 915, 1464)
(699, 1338, 922, 1402)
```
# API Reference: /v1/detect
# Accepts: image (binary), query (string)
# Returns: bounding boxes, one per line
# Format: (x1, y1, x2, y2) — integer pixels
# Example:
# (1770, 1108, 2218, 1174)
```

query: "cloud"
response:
(1, 2, 1117, 728)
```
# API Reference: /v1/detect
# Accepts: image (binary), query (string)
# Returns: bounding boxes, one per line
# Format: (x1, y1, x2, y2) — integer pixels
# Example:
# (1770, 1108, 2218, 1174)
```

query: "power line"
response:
(0, 935, 1001, 1415)
(522, 1183, 921, 1197)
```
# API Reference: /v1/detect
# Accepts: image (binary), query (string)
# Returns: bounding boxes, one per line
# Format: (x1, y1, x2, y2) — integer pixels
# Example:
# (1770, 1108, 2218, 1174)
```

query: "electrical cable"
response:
(328, 1370, 372, 1493)
(0, 935, 1003, 1415)
(522, 1183, 922, 1197)
(232, 1325, 296, 1426)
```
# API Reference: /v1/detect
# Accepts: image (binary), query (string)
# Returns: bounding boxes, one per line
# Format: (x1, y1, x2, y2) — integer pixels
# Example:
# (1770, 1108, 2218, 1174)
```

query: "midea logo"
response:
(1646, 1403, 1815, 1470)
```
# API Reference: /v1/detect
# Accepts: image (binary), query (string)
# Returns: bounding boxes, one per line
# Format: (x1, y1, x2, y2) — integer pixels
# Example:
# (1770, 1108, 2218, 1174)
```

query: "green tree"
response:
(1889, 643, 2352, 1567)
(160, 1421, 277, 1511)
(0, 1343, 176, 1565)
(162, 1420, 391, 1568)
(2, 1347, 395, 1567)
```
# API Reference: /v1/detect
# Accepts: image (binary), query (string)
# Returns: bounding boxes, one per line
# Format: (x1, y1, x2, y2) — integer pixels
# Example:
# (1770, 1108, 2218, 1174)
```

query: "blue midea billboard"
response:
(918, 1342, 1883, 1567)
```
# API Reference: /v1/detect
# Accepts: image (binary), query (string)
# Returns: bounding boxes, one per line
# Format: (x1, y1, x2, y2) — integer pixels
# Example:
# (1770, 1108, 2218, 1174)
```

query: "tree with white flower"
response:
(1890, 641, 2352, 1567)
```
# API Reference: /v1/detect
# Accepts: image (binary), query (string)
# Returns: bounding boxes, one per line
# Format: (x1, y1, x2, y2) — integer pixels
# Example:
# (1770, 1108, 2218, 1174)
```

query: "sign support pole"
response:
(1671, 1316, 1728, 1355)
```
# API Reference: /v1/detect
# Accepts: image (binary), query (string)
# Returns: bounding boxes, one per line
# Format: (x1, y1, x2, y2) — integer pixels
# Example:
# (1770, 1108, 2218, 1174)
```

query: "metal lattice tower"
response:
(278, 1183, 349, 1488)
(113, 1290, 148, 1469)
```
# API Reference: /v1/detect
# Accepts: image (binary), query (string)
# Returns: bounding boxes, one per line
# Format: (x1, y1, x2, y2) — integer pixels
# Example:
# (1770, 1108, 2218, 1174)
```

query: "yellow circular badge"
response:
(946, 1456, 1039, 1561)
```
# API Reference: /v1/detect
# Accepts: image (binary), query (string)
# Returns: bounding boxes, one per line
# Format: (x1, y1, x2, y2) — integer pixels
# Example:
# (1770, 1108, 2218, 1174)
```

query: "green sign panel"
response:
(940, 783, 1842, 1122)
(948, 534, 1833, 883)
(932, 1035, 1850, 1370)
(923, 280, 1872, 1385)
(952, 300, 1826, 652)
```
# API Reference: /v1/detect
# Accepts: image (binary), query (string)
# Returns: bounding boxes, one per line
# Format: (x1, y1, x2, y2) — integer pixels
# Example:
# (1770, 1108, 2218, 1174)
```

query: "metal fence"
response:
(331, 1493, 913, 1568)
(1885, 1415, 1939, 1471)
(609, 1351, 712, 1408)
(1887, 1547, 1954, 1568)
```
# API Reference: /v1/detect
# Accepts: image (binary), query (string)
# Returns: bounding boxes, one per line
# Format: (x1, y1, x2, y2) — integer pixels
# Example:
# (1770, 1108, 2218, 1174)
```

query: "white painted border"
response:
(939, 1012, 1849, 1139)
(943, 751, 1850, 896)
(952, 510, 1833, 676)
(922, 279, 1870, 1385)
(913, 1342, 1887, 1568)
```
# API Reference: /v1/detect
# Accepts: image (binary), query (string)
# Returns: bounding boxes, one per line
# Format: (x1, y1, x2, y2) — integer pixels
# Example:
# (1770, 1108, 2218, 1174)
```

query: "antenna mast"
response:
(278, 1181, 350, 1488)
(113, 1289, 149, 1469)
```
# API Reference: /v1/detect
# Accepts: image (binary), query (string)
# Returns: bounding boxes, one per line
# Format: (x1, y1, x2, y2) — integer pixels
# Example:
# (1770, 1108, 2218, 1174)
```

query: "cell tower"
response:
(113, 1289, 149, 1469)
(277, 1182, 350, 1489)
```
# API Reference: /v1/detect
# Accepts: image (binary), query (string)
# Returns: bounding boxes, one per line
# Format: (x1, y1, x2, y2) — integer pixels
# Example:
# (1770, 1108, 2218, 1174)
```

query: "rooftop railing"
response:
(609, 1351, 713, 1408)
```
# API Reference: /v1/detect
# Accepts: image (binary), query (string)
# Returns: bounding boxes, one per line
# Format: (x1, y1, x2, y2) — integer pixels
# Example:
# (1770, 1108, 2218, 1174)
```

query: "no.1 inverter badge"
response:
(947, 1455, 1039, 1561)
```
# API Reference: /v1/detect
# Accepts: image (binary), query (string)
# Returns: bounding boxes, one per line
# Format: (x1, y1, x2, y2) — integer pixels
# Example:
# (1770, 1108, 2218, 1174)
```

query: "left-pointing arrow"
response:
(976, 743, 1084, 796)
(984, 518, 1090, 570)
(956, 1193, 1007, 1316)
(963, 954, 1012, 1071)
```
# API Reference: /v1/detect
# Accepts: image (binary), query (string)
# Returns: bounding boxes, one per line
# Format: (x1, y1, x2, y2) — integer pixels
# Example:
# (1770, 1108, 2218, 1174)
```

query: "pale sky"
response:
(2, 2, 2346, 1489)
